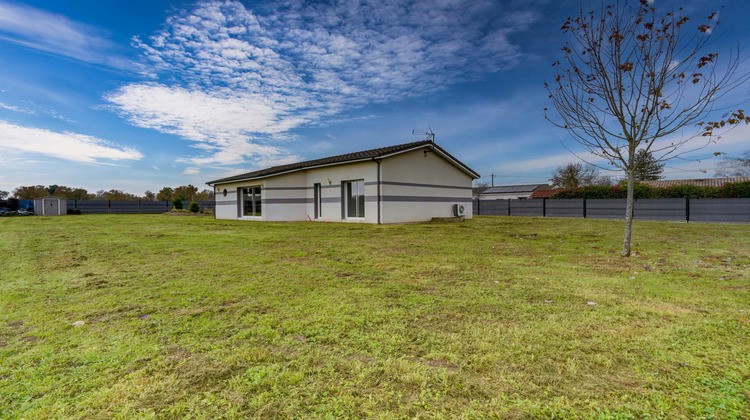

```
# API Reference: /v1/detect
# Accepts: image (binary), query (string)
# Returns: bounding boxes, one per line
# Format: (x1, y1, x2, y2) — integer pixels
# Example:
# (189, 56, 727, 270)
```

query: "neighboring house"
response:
(640, 176, 750, 188)
(478, 183, 554, 200)
(207, 140, 480, 224)
(528, 188, 563, 199)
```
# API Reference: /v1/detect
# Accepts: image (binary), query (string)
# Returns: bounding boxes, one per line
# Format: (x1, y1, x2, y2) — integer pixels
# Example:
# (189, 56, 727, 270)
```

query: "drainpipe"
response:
(373, 158, 381, 224)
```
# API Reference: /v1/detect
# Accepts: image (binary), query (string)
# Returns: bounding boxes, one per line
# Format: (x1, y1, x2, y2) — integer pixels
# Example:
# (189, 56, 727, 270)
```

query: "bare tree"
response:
(552, 162, 600, 189)
(714, 151, 750, 177)
(545, 0, 749, 256)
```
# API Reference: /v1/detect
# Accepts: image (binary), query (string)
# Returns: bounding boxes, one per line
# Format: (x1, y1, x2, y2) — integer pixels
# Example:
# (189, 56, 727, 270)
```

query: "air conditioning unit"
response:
(453, 203, 466, 217)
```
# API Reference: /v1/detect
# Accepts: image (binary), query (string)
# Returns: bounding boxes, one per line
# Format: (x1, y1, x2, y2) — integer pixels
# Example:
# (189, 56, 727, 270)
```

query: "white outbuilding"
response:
(207, 140, 480, 224)
(33, 196, 67, 216)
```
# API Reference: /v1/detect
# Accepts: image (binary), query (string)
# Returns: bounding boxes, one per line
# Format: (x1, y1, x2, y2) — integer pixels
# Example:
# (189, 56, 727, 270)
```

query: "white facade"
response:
(210, 142, 478, 224)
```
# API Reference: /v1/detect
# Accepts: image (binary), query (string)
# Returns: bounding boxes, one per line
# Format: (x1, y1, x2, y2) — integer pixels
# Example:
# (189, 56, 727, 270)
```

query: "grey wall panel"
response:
(110, 201, 140, 214)
(75, 200, 109, 214)
(635, 198, 686, 221)
(478, 199, 509, 216)
(690, 198, 750, 223)
(586, 199, 627, 219)
(546, 199, 584, 218)
(141, 201, 169, 213)
(510, 199, 544, 217)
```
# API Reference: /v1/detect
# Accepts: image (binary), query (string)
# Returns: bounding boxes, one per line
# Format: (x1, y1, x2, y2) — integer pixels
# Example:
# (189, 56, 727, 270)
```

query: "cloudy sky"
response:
(1, 0, 749, 194)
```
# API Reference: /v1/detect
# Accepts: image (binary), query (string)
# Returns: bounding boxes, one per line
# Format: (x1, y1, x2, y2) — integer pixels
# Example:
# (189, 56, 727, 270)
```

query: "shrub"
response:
(188, 201, 200, 213)
(172, 198, 183, 210)
(550, 180, 750, 199)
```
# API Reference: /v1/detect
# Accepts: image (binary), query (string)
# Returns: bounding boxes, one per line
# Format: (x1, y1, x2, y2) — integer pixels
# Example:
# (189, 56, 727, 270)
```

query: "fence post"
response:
(477, 199, 480, 215)
(583, 198, 587, 219)
(542, 198, 547, 217)
(507, 199, 511, 216)
(108, 200, 111, 214)
(686, 197, 690, 223)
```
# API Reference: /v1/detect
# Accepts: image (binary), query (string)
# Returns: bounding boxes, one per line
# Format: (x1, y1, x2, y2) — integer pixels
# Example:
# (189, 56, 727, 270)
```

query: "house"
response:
(478, 183, 554, 200)
(640, 176, 750, 188)
(207, 140, 479, 224)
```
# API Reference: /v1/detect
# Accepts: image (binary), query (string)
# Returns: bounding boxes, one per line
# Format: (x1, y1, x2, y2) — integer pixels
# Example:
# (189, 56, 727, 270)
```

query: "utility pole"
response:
(491, 174, 495, 187)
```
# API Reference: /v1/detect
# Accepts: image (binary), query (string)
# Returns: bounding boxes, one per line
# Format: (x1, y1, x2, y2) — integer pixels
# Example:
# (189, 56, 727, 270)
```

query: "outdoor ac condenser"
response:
(453, 203, 465, 217)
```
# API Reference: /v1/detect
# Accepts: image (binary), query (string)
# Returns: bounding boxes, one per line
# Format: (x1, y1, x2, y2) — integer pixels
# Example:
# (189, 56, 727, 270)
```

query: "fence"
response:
(473, 198, 750, 223)
(66, 200, 215, 215)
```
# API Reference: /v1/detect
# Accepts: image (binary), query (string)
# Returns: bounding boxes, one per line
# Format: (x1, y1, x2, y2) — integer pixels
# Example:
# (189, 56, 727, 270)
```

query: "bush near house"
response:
(172, 198, 183, 210)
(551, 180, 750, 199)
(188, 201, 200, 213)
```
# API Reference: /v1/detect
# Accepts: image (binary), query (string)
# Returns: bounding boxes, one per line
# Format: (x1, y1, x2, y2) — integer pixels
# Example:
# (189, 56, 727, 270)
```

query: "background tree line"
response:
(8, 184, 214, 201)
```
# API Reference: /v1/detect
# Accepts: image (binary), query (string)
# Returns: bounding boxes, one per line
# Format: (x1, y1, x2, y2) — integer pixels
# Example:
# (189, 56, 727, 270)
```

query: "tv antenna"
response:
(412, 128, 435, 143)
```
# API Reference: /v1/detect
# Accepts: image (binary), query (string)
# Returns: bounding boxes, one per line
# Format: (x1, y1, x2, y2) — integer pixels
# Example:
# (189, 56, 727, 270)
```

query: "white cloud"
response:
(0, 1, 135, 70)
(153, 165, 160, 170)
(182, 167, 200, 175)
(0, 121, 142, 163)
(0, 101, 35, 114)
(107, 0, 537, 168)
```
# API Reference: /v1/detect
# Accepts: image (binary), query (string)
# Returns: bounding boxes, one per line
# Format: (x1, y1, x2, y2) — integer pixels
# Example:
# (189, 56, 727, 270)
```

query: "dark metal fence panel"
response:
(586, 199, 627, 219)
(478, 199, 510, 216)
(634, 198, 686, 221)
(75, 200, 109, 214)
(510, 199, 544, 217)
(66, 200, 77, 210)
(141, 201, 169, 214)
(472, 199, 479, 215)
(109, 200, 140, 214)
(690, 198, 750, 223)
(195, 200, 214, 212)
(546, 199, 584, 218)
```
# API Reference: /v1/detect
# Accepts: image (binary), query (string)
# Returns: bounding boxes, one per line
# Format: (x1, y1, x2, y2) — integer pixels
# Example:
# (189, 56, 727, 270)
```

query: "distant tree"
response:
(545, 1, 749, 256)
(172, 198, 183, 210)
(188, 201, 200, 213)
(633, 150, 665, 181)
(474, 182, 490, 188)
(51, 186, 92, 200)
(143, 190, 156, 201)
(13, 185, 47, 199)
(156, 187, 174, 202)
(99, 189, 139, 200)
(46, 184, 59, 195)
(551, 163, 600, 189)
(173, 184, 199, 202)
(0, 190, 8, 200)
(715, 152, 750, 177)
(194, 189, 214, 201)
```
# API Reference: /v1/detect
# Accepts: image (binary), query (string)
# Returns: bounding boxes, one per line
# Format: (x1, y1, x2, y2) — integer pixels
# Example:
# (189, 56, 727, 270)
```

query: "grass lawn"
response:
(0, 215, 748, 419)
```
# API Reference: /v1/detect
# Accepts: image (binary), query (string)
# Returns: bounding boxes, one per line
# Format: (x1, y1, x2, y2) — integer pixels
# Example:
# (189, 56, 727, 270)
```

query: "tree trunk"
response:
(621, 171, 635, 257)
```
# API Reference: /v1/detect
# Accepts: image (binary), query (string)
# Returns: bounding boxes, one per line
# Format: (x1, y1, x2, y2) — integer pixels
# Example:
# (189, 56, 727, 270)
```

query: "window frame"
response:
(343, 179, 365, 219)
(240, 186, 262, 218)
(314, 183, 322, 219)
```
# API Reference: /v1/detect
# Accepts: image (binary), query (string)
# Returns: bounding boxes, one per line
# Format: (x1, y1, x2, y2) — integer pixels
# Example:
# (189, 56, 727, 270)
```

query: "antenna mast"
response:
(411, 128, 435, 143)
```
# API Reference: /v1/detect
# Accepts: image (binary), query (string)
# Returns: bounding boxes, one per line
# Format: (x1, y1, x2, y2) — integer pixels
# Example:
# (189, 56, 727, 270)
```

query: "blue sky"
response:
(0, 0, 749, 194)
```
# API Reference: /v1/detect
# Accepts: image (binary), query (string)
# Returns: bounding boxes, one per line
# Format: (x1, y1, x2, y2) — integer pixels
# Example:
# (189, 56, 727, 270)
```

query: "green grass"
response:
(0, 215, 748, 419)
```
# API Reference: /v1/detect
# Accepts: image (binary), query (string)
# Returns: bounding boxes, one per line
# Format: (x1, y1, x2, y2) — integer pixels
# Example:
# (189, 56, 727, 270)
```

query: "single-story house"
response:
(478, 183, 554, 200)
(640, 176, 750, 188)
(207, 140, 480, 224)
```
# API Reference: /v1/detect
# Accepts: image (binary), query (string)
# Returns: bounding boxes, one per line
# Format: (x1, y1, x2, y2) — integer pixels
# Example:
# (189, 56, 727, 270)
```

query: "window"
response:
(314, 183, 322, 219)
(345, 180, 365, 218)
(242, 186, 262, 217)
(222, 189, 227, 197)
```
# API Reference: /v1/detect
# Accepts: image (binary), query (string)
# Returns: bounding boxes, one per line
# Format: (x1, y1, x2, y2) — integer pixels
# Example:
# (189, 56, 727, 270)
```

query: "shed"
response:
(33, 196, 67, 216)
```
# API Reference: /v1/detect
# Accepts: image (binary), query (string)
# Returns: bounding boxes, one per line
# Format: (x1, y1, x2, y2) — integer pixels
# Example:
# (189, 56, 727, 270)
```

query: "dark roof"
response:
(482, 184, 550, 194)
(640, 176, 750, 188)
(208, 140, 479, 184)
(472, 186, 489, 196)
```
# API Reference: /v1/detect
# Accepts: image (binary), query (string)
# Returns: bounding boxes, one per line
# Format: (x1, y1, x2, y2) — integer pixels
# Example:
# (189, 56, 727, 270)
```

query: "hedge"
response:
(550, 181, 750, 199)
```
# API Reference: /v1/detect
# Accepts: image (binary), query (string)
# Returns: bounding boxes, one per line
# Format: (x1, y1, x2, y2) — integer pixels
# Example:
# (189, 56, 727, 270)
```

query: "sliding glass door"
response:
(242, 186, 261, 217)
(345, 180, 365, 218)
